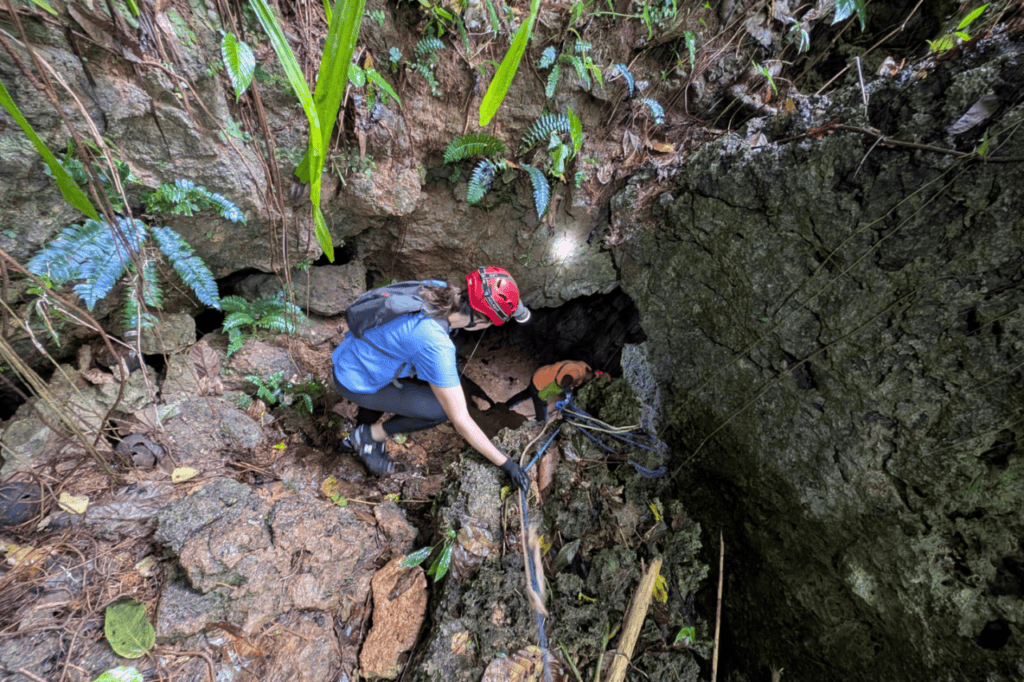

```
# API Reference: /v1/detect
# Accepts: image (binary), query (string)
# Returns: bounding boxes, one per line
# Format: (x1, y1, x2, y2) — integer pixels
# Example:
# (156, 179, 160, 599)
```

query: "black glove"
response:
(501, 458, 530, 491)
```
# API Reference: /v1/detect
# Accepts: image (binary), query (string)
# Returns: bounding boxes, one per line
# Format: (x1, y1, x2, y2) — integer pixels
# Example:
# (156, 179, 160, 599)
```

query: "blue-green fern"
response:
(522, 164, 550, 217)
(613, 64, 635, 98)
(467, 159, 499, 204)
(539, 46, 557, 69)
(150, 225, 220, 309)
(640, 98, 665, 124)
(221, 293, 307, 356)
(145, 179, 245, 223)
(444, 133, 506, 164)
(520, 114, 571, 152)
(414, 36, 445, 59)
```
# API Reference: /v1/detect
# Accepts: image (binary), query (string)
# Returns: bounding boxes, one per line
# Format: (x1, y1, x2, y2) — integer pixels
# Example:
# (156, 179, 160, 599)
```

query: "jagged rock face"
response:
(614, 34, 1024, 682)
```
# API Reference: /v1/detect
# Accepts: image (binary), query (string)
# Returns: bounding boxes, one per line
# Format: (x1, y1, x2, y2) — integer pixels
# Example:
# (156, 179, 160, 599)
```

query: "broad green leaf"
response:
(295, 0, 367, 183)
(567, 106, 582, 156)
(432, 543, 453, 580)
(401, 546, 433, 567)
(955, 30, 971, 41)
(0, 78, 99, 220)
(958, 4, 987, 30)
(479, 0, 540, 126)
(367, 69, 400, 105)
(250, 0, 333, 261)
(832, 0, 866, 30)
(322, 0, 332, 23)
(348, 62, 366, 87)
(92, 667, 143, 682)
(652, 574, 669, 602)
(221, 32, 256, 101)
(673, 625, 696, 646)
(104, 600, 155, 659)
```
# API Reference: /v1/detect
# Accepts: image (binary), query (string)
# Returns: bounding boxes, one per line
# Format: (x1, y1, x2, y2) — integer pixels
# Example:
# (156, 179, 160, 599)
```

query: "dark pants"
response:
(334, 377, 448, 435)
(504, 385, 549, 422)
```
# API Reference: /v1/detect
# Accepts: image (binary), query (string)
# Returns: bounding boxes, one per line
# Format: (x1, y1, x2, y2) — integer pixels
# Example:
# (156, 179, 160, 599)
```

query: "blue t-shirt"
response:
(333, 312, 460, 393)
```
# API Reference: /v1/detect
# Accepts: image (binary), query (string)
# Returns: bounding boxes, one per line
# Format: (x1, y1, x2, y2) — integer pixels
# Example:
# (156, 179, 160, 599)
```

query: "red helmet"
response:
(465, 266, 531, 325)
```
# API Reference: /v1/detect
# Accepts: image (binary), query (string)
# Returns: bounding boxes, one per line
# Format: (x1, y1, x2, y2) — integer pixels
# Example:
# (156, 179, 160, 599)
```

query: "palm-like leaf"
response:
(0, 77, 99, 220)
(479, 0, 541, 126)
(252, 0, 336, 261)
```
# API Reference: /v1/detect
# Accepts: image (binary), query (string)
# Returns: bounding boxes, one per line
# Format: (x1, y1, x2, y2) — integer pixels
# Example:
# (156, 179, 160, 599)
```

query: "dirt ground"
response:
(0, 320, 561, 681)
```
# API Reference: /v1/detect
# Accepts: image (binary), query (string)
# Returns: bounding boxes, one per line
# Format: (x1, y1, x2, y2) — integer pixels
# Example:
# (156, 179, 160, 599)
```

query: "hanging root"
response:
(520, 505, 549, 617)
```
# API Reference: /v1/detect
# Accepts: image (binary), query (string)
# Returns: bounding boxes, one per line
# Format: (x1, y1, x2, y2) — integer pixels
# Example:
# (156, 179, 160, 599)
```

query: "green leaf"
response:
(833, 0, 866, 30)
(684, 31, 696, 68)
(0, 78, 99, 221)
(322, 0, 332, 23)
(955, 30, 971, 41)
(103, 600, 155, 659)
(673, 625, 696, 646)
(958, 4, 987, 30)
(366, 69, 400, 105)
(433, 543, 453, 581)
(221, 32, 256, 101)
(567, 106, 582, 156)
(523, 164, 550, 217)
(479, 0, 540, 126)
(401, 545, 434, 568)
(250, 0, 334, 262)
(29, 0, 58, 15)
(292, 0, 366, 197)
(92, 667, 144, 682)
(348, 62, 367, 87)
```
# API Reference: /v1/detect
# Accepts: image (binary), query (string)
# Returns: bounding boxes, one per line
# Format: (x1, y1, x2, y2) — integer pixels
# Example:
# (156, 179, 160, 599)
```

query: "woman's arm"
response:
(430, 383, 510, 466)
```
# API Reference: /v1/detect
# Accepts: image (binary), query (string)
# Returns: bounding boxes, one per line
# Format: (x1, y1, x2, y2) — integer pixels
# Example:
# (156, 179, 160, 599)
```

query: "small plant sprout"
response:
(400, 528, 457, 582)
(927, 4, 987, 53)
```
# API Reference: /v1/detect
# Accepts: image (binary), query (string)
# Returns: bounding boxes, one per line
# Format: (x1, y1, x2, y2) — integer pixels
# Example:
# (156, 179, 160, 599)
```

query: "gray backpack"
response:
(344, 281, 451, 385)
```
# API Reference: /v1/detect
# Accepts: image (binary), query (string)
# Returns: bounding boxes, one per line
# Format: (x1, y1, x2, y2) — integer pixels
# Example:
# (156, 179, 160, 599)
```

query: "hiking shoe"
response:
(344, 424, 395, 476)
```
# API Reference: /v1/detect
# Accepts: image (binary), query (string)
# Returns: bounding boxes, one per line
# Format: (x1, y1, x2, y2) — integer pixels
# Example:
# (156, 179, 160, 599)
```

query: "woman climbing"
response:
(333, 266, 532, 490)
(498, 360, 603, 422)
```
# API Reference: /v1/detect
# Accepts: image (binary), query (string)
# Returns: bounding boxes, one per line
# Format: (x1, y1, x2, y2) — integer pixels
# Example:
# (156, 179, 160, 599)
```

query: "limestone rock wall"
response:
(613, 33, 1024, 681)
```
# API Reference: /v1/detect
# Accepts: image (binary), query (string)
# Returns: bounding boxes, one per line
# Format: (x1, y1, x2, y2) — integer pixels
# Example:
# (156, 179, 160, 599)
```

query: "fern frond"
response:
(137, 260, 163, 308)
(559, 54, 589, 88)
(522, 164, 550, 217)
(258, 316, 296, 334)
(414, 37, 445, 59)
(26, 218, 107, 284)
(222, 313, 256, 333)
(444, 133, 506, 164)
(220, 295, 251, 313)
(467, 159, 498, 204)
(538, 46, 556, 69)
(75, 217, 147, 310)
(227, 334, 245, 357)
(150, 225, 221, 310)
(613, 64, 635, 98)
(409, 62, 440, 95)
(521, 114, 571, 152)
(640, 98, 665, 124)
(545, 63, 561, 98)
(574, 39, 592, 54)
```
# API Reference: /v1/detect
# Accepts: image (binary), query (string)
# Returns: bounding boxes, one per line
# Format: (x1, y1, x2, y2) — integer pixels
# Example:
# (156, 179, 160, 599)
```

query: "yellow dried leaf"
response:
(647, 141, 675, 153)
(451, 631, 473, 655)
(171, 467, 198, 483)
(321, 476, 340, 499)
(652, 573, 669, 603)
(649, 499, 663, 522)
(58, 492, 89, 514)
